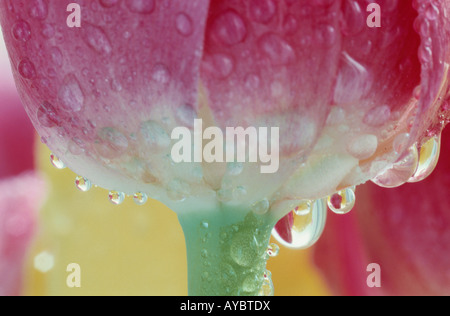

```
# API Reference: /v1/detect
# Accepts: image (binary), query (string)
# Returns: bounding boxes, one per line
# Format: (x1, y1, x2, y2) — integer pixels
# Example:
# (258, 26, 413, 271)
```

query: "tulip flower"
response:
(1, 0, 449, 295)
(0, 30, 45, 296)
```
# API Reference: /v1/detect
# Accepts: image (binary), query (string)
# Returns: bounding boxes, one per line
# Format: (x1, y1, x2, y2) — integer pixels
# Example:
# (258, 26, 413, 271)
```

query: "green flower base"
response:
(178, 207, 277, 296)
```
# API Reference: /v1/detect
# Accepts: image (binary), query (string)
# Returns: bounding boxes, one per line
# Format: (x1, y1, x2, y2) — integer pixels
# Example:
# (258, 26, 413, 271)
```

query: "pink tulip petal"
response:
(277, 0, 450, 201)
(0, 1, 211, 206)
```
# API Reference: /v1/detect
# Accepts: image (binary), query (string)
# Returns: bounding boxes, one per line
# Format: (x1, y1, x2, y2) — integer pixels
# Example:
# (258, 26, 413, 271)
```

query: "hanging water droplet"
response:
(75, 176, 92, 192)
(293, 200, 312, 216)
(327, 186, 356, 215)
(266, 243, 280, 257)
(408, 135, 441, 183)
(109, 191, 125, 205)
(252, 198, 270, 215)
(258, 270, 274, 296)
(201, 221, 209, 229)
(50, 153, 66, 169)
(371, 145, 419, 188)
(272, 198, 327, 249)
(133, 192, 148, 205)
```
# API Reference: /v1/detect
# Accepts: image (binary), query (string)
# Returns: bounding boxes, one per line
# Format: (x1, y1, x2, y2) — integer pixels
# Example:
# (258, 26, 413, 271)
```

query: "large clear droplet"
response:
(408, 135, 441, 183)
(371, 145, 419, 188)
(272, 198, 327, 249)
(75, 176, 92, 192)
(50, 153, 66, 169)
(327, 186, 356, 215)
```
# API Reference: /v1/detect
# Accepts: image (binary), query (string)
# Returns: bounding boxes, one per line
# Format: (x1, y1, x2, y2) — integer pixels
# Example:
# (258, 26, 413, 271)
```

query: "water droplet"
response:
(210, 10, 247, 46)
(175, 12, 193, 36)
(327, 187, 356, 215)
(139, 121, 171, 151)
(12, 20, 31, 42)
(18, 58, 36, 79)
(371, 145, 419, 188)
(109, 191, 125, 205)
(259, 33, 295, 66)
(151, 63, 171, 84)
(315, 24, 337, 48)
(249, 0, 276, 24)
(96, 127, 129, 158)
(133, 192, 148, 205)
(347, 134, 378, 160)
(252, 198, 270, 215)
(100, 0, 120, 8)
(293, 200, 312, 216)
(258, 270, 274, 296)
(241, 272, 262, 293)
(408, 135, 441, 183)
(126, 0, 155, 13)
(84, 24, 112, 55)
(201, 221, 209, 229)
(230, 229, 258, 267)
(202, 53, 234, 79)
(266, 243, 280, 257)
(34, 251, 54, 273)
(58, 74, 85, 112)
(233, 186, 247, 200)
(363, 105, 391, 127)
(75, 176, 92, 192)
(28, 0, 49, 20)
(272, 198, 327, 249)
(50, 153, 66, 169)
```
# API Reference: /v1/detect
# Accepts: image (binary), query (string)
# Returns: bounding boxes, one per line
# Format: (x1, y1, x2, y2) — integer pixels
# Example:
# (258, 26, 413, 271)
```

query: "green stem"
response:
(178, 207, 276, 296)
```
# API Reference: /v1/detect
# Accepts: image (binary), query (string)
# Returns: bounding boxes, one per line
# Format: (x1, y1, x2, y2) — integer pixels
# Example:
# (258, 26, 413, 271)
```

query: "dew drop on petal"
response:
(109, 191, 125, 205)
(252, 198, 270, 215)
(272, 198, 327, 249)
(50, 153, 66, 169)
(75, 176, 92, 192)
(210, 9, 247, 46)
(125, 0, 155, 14)
(133, 192, 148, 205)
(12, 20, 31, 42)
(408, 135, 441, 183)
(327, 186, 356, 215)
(175, 12, 193, 37)
(18, 58, 36, 79)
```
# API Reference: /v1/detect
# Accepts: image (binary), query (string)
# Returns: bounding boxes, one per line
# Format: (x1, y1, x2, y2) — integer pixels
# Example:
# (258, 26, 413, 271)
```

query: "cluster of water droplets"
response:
(371, 132, 441, 188)
(50, 153, 149, 206)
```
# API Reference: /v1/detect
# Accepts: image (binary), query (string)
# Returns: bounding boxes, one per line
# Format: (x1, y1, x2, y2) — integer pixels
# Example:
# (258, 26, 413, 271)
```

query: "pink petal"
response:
(0, 1, 211, 206)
